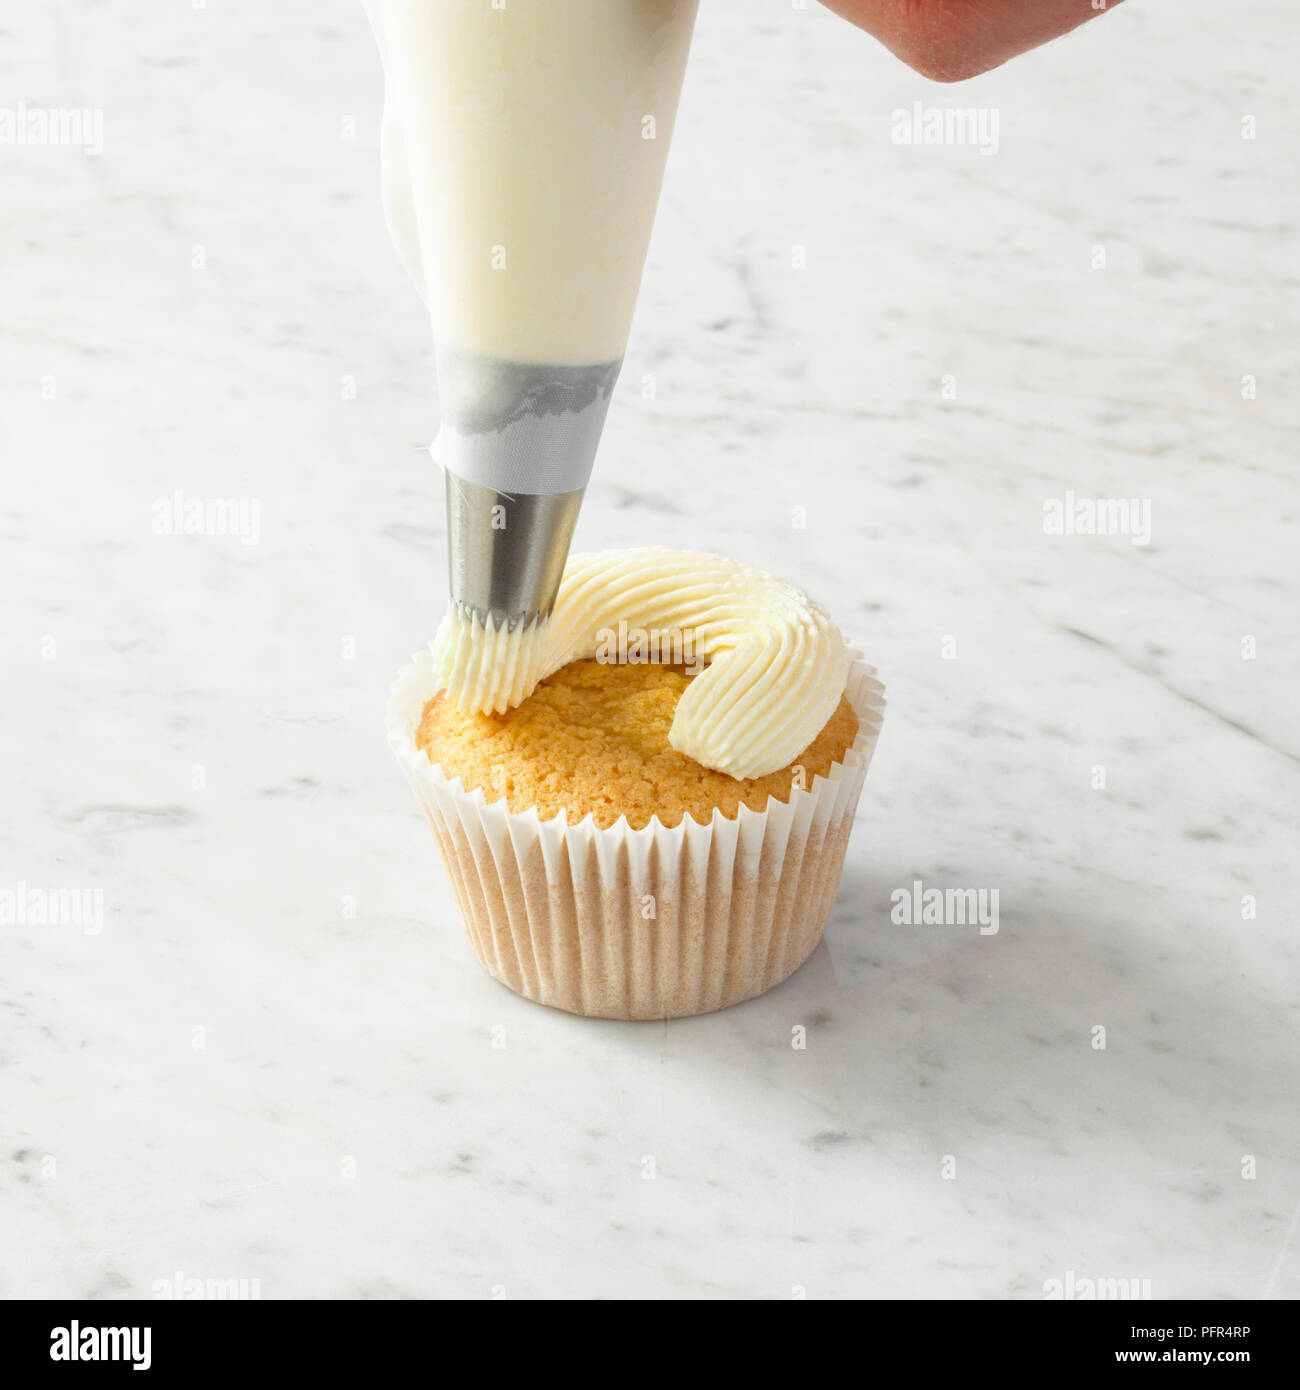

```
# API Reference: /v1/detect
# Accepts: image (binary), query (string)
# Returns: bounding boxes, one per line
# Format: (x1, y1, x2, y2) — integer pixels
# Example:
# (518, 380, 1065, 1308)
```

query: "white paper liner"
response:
(386, 644, 886, 1020)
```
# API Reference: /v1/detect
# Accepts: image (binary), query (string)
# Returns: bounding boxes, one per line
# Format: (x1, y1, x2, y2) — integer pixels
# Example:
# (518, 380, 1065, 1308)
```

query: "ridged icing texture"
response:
(430, 548, 848, 780)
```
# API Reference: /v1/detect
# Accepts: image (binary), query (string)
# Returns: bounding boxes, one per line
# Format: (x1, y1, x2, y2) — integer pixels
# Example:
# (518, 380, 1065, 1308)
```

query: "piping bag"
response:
(366, 0, 699, 699)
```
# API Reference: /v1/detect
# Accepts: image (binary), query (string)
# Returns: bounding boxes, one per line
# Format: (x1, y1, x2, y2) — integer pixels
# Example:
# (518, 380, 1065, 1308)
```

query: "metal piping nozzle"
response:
(445, 476, 584, 628)
(437, 353, 621, 629)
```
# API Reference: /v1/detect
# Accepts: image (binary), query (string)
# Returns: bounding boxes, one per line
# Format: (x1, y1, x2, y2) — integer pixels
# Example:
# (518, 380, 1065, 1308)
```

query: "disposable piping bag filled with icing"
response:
(365, 0, 699, 683)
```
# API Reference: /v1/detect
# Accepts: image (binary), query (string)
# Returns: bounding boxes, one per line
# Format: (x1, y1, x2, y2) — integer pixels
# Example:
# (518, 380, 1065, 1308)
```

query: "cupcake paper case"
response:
(386, 645, 885, 1021)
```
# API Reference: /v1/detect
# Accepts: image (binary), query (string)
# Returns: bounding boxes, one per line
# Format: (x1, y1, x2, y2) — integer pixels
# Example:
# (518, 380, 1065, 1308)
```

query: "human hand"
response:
(819, 0, 1125, 82)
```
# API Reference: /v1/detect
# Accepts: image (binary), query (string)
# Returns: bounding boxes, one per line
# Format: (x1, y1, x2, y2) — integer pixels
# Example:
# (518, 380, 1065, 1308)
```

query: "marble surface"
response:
(3, 0, 1298, 1300)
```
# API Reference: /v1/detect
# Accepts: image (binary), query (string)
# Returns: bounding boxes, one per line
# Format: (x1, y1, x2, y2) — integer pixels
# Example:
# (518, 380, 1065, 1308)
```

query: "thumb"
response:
(819, 0, 1126, 83)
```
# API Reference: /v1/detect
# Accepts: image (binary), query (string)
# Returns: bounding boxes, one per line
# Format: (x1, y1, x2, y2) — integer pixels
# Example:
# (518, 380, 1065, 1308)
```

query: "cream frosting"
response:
(430, 548, 849, 780)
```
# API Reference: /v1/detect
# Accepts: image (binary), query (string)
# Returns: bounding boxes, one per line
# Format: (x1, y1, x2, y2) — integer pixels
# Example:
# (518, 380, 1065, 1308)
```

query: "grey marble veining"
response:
(1, 0, 1297, 1299)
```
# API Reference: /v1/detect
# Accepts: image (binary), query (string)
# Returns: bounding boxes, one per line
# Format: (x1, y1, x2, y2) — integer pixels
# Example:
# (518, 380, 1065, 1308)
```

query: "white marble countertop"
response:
(3, 0, 1298, 1299)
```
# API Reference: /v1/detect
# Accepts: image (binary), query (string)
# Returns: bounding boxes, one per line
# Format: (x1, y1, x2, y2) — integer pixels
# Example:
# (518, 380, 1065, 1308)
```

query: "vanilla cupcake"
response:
(387, 549, 885, 1020)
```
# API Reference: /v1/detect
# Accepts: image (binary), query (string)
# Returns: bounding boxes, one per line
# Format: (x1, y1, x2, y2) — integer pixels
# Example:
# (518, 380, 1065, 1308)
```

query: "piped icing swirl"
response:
(430, 548, 848, 780)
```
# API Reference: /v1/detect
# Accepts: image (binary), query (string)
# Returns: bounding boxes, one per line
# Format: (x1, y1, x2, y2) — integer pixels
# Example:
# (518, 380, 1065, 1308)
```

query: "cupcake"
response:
(387, 548, 885, 1020)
